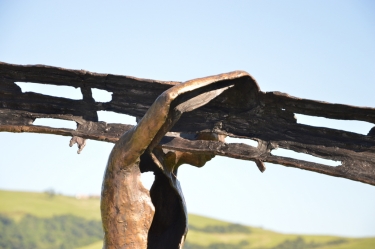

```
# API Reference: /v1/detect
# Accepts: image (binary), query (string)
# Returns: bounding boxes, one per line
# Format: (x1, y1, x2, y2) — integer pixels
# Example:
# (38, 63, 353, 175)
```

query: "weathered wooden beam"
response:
(1, 61, 374, 186)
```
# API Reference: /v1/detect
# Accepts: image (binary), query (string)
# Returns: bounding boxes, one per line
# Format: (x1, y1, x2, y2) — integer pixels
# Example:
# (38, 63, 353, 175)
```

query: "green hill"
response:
(1, 189, 374, 249)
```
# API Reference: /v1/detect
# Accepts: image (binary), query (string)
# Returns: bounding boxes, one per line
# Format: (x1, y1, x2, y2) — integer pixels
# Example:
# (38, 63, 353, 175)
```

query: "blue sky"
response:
(1, 1, 374, 237)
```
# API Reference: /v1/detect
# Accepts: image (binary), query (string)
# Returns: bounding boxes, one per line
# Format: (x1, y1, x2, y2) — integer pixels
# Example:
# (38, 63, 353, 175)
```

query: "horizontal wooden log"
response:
(159, 137, 375, 186)
(1, 61, 375, 186)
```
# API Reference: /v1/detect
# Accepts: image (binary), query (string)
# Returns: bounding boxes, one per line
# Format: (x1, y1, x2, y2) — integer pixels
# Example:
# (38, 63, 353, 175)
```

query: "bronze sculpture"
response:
(101, 72, 242, 248)
(1, 62, 374, 248)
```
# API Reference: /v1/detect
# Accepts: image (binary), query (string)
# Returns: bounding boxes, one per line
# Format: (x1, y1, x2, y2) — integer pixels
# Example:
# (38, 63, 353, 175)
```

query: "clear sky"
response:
(1, 0, 375, 237)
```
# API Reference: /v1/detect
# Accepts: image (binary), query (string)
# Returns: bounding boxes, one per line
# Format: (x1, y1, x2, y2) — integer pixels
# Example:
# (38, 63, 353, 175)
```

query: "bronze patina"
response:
(101, 72, 244, 248)
(1, 62, 374, 248)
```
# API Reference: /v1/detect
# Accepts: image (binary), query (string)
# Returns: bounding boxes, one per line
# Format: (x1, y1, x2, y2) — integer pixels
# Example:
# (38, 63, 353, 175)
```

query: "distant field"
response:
(0, 189, 101, 221)
(1, 189, 374, 249)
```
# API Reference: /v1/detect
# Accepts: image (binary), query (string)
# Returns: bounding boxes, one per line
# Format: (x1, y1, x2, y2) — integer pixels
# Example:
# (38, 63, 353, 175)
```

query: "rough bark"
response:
(1, 61, 374, 186)
(1, 61, 375, 249)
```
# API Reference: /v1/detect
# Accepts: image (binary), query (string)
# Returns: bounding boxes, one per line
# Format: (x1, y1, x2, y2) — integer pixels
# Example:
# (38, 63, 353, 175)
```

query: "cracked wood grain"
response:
(1, 61, 375, 249)
(1, 61, 374, 185)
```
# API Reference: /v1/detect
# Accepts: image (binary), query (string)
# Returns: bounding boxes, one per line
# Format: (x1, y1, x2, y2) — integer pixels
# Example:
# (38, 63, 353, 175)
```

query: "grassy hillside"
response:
(1, 189, 374, 249)
(0, 189, 100, 221)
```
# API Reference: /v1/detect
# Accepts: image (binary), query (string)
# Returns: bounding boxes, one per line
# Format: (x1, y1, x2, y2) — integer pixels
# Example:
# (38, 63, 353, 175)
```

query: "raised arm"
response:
(101, 71, 256, 249)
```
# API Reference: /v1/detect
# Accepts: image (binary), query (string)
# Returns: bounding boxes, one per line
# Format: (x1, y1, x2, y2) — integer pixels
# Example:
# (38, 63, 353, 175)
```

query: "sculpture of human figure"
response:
(100, 71, 252, 249)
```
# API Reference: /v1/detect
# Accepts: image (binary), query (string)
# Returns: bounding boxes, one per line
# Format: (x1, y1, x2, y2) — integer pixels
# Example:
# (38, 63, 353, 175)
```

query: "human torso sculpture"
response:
(101, 72, 245, 248)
